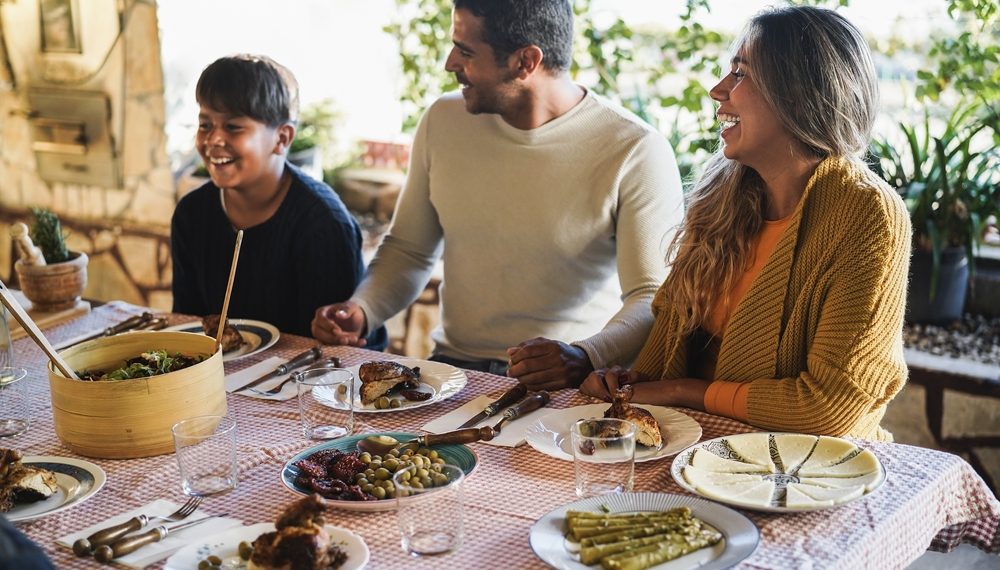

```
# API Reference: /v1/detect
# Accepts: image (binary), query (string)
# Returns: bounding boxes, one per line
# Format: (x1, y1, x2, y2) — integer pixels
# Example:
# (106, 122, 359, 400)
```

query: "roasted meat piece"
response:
(603, 385, 663, 449)
(358, 361, 420, 404)
(202, 314, 246, 353)
(249, 494, 348, 570)
(0, 448, 59, 512)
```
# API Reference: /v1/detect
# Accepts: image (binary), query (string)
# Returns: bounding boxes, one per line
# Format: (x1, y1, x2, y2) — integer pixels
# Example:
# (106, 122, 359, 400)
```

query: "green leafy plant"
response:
(871, 99, 1000, 294)
(290, 99, 341, 155)
(29, 207, 70, 264)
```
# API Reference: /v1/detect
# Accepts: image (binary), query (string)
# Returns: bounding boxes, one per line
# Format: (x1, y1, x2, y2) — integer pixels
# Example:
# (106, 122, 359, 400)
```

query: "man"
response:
(312, 0, 683, 389)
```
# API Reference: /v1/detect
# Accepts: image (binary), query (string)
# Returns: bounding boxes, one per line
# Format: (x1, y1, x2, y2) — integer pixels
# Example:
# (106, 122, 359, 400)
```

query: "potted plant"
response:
(871, 100, 1000, 323)
(12, 208, 89, 312)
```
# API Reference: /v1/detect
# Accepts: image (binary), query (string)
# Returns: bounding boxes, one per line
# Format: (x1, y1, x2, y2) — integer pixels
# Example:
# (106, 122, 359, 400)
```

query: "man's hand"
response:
(579, 365, 649, 401)
(506, 337, 593, 390)
(311, 301, 368, 346)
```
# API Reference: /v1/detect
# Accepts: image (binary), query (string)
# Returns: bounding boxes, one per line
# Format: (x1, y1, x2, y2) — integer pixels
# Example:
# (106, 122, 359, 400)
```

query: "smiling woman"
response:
(579, 5, 912, 443)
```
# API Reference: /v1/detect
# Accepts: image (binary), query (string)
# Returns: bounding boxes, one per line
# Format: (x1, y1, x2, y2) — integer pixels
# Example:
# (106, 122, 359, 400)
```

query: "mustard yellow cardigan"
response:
(634, 157, 911, 441)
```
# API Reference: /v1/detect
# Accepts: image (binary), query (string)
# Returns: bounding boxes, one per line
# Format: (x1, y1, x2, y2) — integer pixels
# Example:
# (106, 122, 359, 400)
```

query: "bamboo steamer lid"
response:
(48, 331, 226, 459)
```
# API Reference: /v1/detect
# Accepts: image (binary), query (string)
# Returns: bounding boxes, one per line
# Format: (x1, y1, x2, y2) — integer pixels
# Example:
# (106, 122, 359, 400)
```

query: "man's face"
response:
(444, 8, 519, 115)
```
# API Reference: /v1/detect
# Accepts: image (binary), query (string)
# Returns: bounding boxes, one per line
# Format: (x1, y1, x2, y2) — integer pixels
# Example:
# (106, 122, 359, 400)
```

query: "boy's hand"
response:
(311, 302, 368, 346)
(506, 337, 593, 390)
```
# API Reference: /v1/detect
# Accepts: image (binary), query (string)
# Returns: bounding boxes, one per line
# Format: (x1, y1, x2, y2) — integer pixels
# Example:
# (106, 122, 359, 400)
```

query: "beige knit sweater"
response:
(634, 157, 911, 441)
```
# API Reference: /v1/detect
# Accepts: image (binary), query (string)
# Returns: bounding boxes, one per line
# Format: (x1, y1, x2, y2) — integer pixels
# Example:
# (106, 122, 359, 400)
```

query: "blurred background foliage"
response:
(382, 0, 998, 225)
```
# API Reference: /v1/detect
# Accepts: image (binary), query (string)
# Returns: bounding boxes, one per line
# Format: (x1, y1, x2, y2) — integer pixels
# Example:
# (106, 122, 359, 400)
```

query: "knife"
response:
(424, 390, 551, 445)
(456, 382, 528, 429)
(93, 514, 227, 563)
(235, 346, 322, 391)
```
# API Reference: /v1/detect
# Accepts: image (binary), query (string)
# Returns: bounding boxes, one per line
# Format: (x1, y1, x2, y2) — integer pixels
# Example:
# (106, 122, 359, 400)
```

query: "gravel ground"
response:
(904, 314, 1000, 366)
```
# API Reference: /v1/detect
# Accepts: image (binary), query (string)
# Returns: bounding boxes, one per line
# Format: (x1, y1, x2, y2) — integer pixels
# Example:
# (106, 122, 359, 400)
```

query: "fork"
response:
(250, 356, 341, 395)
(72, 496, 203, 555)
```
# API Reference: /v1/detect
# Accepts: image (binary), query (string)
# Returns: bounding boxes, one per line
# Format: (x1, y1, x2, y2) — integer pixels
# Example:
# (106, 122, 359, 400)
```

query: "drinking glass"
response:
(0, 367, 28, 437)
(171, 415, 238, 496)
(0, 305, 14, 369)
(296, 366, 354, 439)
(394, 463, 464, 556)
(571, 418, 636, 498)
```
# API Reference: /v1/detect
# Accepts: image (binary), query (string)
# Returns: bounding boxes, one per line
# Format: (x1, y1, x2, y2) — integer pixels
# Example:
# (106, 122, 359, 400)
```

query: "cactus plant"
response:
(29, 207, 70, 264)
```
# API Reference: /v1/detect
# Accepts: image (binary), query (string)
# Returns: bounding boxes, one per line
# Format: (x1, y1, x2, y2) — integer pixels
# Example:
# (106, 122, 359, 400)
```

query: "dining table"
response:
(8, 300, 1000, 569)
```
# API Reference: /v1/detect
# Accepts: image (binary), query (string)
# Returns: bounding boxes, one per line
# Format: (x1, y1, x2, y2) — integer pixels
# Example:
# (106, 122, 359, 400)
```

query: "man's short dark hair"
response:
(453, 0, 573, 72)
(195, 54, 299, 127)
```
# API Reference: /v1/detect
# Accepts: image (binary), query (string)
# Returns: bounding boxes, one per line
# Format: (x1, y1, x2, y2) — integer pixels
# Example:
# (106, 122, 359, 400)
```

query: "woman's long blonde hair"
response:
(665, 6, 880, 332)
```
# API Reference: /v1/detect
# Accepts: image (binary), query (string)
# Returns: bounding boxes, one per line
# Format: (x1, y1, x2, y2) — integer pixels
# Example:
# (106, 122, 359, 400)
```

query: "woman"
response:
(580, 6, 911, 441)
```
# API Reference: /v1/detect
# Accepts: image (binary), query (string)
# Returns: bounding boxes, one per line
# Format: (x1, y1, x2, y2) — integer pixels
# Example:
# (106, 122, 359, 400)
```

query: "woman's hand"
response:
(579, 366, 649, 401)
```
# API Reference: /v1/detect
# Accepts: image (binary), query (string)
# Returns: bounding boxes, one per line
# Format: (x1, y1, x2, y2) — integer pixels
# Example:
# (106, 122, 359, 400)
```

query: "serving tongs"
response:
(357, 391, 551, 454)
(59, 312, 167, 349)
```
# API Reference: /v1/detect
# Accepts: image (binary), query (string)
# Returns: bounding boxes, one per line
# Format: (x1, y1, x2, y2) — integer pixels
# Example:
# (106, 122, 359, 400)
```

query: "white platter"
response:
(524, 404, 702, 463)
(164, 522, 369, 570)
(312, 358, 467, 414)
(163, 319, 279, 362)
(670, 432, 887, 513)
(7, 456, 106, 523)
(530, 492, 759, 570)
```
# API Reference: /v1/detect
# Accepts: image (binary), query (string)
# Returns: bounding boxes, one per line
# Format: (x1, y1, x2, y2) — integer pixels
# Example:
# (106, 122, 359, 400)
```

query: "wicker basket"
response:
(48, 331, 226, 459)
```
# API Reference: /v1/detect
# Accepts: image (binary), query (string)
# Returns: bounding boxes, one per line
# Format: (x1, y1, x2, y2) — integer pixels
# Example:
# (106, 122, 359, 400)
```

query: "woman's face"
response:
(709, 51, 797, 172)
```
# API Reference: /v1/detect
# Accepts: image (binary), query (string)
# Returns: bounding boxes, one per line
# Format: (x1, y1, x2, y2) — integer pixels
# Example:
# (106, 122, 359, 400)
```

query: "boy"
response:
(171, 54, 385, 347)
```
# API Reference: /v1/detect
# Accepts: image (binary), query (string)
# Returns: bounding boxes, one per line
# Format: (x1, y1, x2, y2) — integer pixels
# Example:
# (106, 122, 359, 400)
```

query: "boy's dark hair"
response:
(195, 54, 299, 127)
(453, 0, 573, 72)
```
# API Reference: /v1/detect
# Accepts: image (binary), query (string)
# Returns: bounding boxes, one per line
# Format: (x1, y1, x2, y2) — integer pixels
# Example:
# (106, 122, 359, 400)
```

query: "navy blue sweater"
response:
(171, 163, 386, 348)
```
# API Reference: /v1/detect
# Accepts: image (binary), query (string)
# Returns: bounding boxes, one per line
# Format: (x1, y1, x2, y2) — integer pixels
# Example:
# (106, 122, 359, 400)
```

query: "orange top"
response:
(700, 216, 793, 419)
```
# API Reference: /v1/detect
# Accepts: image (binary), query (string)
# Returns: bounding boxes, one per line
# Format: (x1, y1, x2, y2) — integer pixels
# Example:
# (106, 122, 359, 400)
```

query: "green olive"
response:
(383, 457, 400, 471)
(375, 396, 390, 409)
(389, 398, 401, 408)
(374, 467, 391, 480)
(397, 470, 412, 482)
(373, 486, 387, 499)
(417, 447, 431, 456)
(238, 541, 253, 560)
(362, 483, 375, 493)
(337, 384, 347, 395)
(433, 473, 449, 486)
(359, 452, 372, 464)
(198, 561, 211, 570)
(207, 555, 223, 565)
(427, 449, 439, 459)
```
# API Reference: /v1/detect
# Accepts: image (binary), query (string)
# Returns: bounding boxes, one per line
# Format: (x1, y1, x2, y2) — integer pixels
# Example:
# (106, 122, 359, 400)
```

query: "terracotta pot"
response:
(14, 251, 88, 312)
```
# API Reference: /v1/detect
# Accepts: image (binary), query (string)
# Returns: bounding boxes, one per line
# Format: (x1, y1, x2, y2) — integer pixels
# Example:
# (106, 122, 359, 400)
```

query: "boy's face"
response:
(196, 105, 289, 192)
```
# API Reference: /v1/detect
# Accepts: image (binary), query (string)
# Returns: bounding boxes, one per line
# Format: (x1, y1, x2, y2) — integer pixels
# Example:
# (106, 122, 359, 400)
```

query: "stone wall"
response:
(0, 0, 173, 310)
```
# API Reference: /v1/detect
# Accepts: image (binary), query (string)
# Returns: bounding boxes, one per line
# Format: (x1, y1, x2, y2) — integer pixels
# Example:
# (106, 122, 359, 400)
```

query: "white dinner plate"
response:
(164, 522, 369, 570)
(162, 319, 279, 362)
(524, 404, 702, 463)
(530, 492, 759, 570)
(7, 456, 106, 523)
(670, 432, 887, 513)
(312, 358, 467, 413)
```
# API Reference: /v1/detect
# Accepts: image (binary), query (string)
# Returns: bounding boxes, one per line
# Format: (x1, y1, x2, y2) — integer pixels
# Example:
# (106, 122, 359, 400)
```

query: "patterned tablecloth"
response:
(8, 302, 1000, 569)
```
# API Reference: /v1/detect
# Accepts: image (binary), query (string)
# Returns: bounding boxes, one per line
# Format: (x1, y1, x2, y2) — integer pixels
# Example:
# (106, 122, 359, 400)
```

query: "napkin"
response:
(225, 357, 297, 400)
(56, 499, 243, 569)
(420, 395, 548, 447)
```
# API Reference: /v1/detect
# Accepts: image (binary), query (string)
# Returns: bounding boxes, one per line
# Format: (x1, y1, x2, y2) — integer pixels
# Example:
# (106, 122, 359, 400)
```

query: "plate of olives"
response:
(280, 431, 479, 512)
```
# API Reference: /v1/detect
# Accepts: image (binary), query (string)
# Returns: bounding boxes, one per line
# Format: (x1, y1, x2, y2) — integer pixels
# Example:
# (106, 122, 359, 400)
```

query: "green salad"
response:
(78, 350, 204, 381)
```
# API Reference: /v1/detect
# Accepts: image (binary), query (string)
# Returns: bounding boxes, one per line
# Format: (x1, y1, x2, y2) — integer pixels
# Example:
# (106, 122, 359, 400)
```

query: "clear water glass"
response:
(394, 463, 465, 556)
(0, 367, 28, 437)
(171, 415, 238, 496)
(571, 418, 636, 498)
(296, 366, 354, 439)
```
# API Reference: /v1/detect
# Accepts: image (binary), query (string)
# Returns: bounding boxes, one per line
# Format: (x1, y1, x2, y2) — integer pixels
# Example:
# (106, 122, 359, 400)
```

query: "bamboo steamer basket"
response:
(48, 330, 226, 459)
